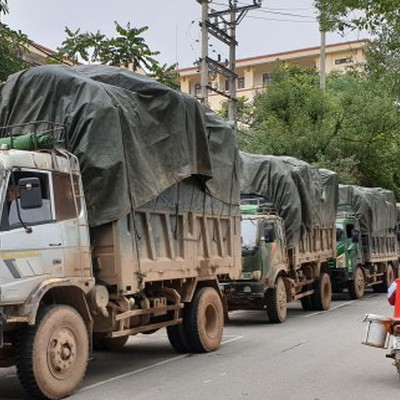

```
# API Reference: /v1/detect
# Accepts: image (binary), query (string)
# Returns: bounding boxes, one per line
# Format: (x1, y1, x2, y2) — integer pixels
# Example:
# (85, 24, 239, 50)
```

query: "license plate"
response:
(392, 336, 400, 350)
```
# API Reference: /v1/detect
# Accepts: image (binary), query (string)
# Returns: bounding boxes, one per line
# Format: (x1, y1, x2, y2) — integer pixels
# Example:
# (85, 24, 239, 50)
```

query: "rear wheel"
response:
(167, 306, 192, 353)
(383, 264, 395, 292)
(312, 273, 332, 311)
(348, 266, 365, 299)
(185, 287, 224, 353)
(373, 264, 395, 293)
(300, 284, 313, 311)
(265, 277, 287, 323)
(16, 305, 89, 400)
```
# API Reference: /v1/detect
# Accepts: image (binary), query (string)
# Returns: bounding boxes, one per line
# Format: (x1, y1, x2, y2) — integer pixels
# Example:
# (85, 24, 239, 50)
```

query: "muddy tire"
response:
(312, 272, 332, 311)
(93, 333, 129, 351)
(16, 305, 89, 400)
(348, 266, 365, 299)
(266, 277, 287, 323)
(382, 264, 395, 292)
(300, 284, 313, 311)
(167, 322, 192, 353)
(185, 287, 224, 353)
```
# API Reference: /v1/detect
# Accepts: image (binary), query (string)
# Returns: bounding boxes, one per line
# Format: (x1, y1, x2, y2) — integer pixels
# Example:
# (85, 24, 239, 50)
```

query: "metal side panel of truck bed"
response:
(91, 211, 241, 295)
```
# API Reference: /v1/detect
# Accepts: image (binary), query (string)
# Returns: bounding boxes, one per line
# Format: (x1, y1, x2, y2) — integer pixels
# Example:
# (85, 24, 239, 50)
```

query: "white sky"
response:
(3, 0, 365, 68)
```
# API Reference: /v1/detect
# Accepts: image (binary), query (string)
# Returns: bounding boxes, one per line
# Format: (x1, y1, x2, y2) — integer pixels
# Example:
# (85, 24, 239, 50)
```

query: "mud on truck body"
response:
(0, 65, 241, 399)
(221, 154, 338, 323)
(330, 185, 398, 299)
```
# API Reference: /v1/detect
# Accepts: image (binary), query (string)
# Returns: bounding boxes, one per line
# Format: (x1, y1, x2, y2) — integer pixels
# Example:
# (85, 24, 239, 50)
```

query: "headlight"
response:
(336, 254, 345, 268)
(252, 270, 262, 280)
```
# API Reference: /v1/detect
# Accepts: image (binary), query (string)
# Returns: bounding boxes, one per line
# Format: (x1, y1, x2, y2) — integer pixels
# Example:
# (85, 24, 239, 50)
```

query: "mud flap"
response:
(222, 295, 230, 323)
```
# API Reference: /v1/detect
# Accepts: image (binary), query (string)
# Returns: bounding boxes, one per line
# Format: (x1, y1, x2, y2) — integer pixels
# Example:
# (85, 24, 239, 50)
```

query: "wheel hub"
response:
(48, 328, 77, 378)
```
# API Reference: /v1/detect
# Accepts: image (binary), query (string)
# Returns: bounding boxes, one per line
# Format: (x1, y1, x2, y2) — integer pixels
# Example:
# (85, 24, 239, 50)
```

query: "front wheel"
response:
(348, 266, 365, 299)
(16, 305, 89, 400)
(265, 277, 287, 323)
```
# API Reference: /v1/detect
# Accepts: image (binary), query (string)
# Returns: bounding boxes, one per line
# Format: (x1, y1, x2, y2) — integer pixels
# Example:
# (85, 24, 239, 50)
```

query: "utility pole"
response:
(200, 0, 209, 106)
(196, 0, 262, 127)
(320, 29, 326, 89)
(319, 13, 326, 89)
(228, 1, 237, 122)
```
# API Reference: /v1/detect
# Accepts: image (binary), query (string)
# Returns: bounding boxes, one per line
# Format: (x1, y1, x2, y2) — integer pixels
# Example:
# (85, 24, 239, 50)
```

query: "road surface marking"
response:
(305, 300, 356, 317)
(79, 335, 243, 393)
(281, 340, 308, 353)
(221, 335, 243, 345)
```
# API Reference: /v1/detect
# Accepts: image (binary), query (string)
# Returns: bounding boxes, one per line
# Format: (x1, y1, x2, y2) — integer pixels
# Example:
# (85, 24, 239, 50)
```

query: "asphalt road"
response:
(0, 292, 398, 400)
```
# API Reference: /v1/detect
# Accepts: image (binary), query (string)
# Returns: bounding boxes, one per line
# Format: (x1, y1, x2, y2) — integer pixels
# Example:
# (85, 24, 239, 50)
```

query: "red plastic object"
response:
(394, 278, 400, 318)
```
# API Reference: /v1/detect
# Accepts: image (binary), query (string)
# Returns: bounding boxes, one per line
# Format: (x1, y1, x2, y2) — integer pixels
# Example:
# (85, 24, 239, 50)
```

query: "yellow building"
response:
(177, 40, 368, 111)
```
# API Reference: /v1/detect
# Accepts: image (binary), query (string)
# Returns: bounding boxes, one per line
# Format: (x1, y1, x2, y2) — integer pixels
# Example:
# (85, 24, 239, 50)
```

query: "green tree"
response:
(239, 64, 400, 196)
(218, 96, 253, 126)
(315, 0, 400, 32)
(365, 26, 400, 95)
(0, 0, 9, 16)
(0, 1, 30, 81)
(148, 62, 180, 90)
(57, 22, 179, 89)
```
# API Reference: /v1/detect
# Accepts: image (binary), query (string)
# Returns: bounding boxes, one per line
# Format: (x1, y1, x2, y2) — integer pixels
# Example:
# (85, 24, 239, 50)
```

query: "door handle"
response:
(49, 243, 62, 247)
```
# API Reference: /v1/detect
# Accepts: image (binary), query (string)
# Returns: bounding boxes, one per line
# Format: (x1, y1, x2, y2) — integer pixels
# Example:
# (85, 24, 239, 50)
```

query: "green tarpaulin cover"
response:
(338, 185, 396, 234)
(0, 65, 239, 227)
(240, 152, 338, 248)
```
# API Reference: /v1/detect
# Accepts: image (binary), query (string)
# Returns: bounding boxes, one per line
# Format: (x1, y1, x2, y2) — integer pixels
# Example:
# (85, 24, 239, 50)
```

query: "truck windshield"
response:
(241, 219, 258, 248)
(336, 222, 345, 242)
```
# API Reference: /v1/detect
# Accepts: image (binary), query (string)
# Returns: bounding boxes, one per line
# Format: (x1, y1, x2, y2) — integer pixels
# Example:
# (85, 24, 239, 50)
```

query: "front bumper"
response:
(221, 280, 266, 309)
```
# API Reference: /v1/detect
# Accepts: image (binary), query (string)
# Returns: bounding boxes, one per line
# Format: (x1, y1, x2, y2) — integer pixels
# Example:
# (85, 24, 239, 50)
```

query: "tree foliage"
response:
(315, 0, 400, 32)
(0, 0, 8, 15)
(56, 22, 179, 89)
(0, 25, 30, 81)
(0, 2, 30, 82)
(218, 96, 253, 126)
(239, 64, 400, 196)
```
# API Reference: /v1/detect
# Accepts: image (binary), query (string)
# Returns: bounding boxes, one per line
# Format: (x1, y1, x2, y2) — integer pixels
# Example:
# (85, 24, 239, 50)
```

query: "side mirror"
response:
(18, 177, 43, 209)
(351, 229, 360, 243)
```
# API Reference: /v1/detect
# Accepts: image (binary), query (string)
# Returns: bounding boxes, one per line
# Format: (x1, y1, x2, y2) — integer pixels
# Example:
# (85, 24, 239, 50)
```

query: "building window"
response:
(237, 77, 245, 89)
(335, 57, 353, 65)
(262, 73, 271, 86)
(225, 79, 230, 92)
(194, 83, 201, 97)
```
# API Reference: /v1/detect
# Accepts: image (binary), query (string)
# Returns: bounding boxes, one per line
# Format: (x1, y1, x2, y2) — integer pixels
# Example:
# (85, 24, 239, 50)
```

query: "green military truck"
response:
(221, 154, 338, 323)
(330, 185, 398, 299)
(0, 66, 241, 399)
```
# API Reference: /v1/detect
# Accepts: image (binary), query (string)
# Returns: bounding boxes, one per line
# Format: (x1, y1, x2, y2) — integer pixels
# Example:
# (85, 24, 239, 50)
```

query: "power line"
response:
(246, 15, 316, 24)
(255, 8, 316, 20)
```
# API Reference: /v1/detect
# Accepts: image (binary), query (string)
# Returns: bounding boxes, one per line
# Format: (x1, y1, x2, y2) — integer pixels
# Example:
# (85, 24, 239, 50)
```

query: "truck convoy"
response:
(221, 153, 338, 323)
(0, 65, 398, 399)
(0, 65, 241, 399)
(329, 185, 398, 299)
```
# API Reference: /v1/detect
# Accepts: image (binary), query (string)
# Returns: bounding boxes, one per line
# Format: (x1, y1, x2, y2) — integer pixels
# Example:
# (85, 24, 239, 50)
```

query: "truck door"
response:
(0, 170, 64, 304)
(344, 222, 361, 269)
(260, 220, 280, 277)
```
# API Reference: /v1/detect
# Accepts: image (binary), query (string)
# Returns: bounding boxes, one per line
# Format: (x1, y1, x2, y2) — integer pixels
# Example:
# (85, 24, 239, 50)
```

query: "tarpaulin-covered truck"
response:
(0, 65, 241, 399)
(221, 153, 338, 323)
(330, 185, 398, 299)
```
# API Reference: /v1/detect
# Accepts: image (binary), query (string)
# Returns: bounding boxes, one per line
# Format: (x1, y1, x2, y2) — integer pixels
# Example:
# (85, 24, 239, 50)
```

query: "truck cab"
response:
(0, 147, 93, 308)
(223, 199, 286, 314)
(333, 216, 362, 282)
